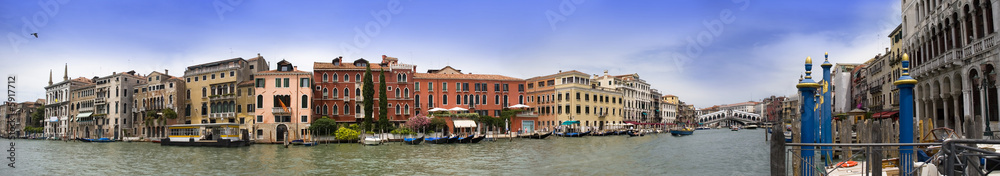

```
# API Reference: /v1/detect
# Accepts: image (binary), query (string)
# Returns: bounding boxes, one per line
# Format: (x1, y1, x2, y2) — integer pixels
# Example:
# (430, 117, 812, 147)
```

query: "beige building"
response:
(133, 70, 186, 139)
(93, 71, 147, 139)
(594, 71, 654, 123)
(526, 70, 624, 130)
(69, 78, 96, 139)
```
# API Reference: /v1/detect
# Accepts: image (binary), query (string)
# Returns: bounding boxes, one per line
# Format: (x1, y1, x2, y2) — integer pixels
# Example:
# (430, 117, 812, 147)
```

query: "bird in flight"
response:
(30, 33, 38, 38)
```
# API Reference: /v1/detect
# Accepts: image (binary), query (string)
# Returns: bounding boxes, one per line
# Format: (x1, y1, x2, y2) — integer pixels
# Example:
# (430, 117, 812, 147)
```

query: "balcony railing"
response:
(355, 96, 363, 101)
(271, 107, 289, 115)
(963, 33, 998, 59)
(210, 112, 235, 118)
(95, 98, 106, 104)
(185, 65, 238, 77)
(209, 94, 236, 101)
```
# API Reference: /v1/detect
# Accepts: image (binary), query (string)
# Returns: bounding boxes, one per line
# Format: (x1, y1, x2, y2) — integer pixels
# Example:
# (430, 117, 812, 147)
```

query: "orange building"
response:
(312, 55, 416, 125)
(412, 66, 530, 133)
(253, 60, 312, 143)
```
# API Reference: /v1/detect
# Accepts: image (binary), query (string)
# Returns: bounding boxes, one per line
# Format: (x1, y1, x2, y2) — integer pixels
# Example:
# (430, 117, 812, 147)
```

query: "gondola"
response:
(445, 136, 460, 144)
(628, 130, 645, 137)
(404, 136, 424, 145)
(470, 135, 486, 143)
(425, 137, 447, 144)
(457, 135, 475, 143)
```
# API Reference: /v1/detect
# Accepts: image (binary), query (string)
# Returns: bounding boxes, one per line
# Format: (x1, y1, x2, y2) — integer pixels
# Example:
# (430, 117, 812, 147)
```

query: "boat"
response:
(446, 136, 460, 144)
(92, 137, 115, 142)
(470, 135, 486, 143)
(160, 123, 251, 147)
(628, 130, 645, 137)
(404, 136, 424, 145)
(77, 138, 93, 142)
(291, 139, 305, 145)
(696, 127, 711, 130)
(151, 138, 161, 143)
(457, 135, 475, 143)
(731, 126, 740, 131)
(670, 127, 695, 136)
(745, 125, 758, 129)
(362, 136, 384, 145)
(303, 142, 319, 146)
(425, 137, 447, 144)
(519, 132, 552, 139)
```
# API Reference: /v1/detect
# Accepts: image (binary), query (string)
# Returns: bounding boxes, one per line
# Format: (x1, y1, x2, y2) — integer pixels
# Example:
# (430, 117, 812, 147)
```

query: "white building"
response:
(43, 65, 90, 139)
(594, 71, 653, 122)
(94, 71, 147, 140)
(832, 63, 861, 113)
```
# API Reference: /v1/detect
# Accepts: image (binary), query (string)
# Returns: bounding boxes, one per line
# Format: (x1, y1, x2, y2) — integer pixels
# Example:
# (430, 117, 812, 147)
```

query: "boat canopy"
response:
(561, 120, 580, 125)
(453, 120, 478, 128)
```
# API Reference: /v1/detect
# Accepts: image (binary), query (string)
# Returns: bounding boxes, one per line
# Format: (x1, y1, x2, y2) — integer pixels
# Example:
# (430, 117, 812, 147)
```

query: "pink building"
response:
(253, 60, 313, 143)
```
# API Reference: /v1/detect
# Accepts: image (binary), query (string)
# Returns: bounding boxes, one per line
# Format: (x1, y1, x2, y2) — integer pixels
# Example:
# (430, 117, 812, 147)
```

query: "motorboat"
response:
(670, 127, 695, 136)
(303, 142, 319, 146)
(745, 125, 759, 129)
(628, 130, 645, 137)
(696, 127, 711, 130)
(362, 136, 384, 145)
(161, 123, 251, 147)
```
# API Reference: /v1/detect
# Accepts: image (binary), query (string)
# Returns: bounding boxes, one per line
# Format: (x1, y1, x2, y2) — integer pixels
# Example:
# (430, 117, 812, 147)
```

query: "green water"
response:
(1, 129, 770, 175)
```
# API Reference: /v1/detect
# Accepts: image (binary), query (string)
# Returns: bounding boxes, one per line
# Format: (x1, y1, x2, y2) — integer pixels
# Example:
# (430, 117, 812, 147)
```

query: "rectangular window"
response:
(275, 78, 281, 87)
(518, 84, 524, 92)
(503, 84, 508, 91)
(283, 78, 290, 87)
(415, 82, 420, 91)
(428, 82, 434, 91)
(255, 78, 264, 88)
(300, 78, 309, 87)
(494, 84, 500, 92)
(443, 82, 448, 91)
(301, 115, 308, 123)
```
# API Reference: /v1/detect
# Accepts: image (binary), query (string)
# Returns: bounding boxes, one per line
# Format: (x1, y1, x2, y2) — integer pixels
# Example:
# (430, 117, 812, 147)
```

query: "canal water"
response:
(2, 129, 770, 175)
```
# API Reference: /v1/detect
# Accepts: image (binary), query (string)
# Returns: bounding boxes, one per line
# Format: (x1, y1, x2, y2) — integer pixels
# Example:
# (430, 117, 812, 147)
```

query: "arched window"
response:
(395, 88, 400, 98)
(355, 88, 361, 97)
(395, 104, 401, 114)
(344, 74, 349, 82)
(519, 95, 524, 104)
(355, 74, 361, 82)
(344, 88, 350, 98)
(322, 73, 328, 82)
(443, 95, 448, 105)
(322, 88, 328, 98)
(332, 73, 338, 82)
(404, 88, 409, 98)
(332, 104, 339, 115)
(256, 95, 263, 108)
(404, 104, 409, 114)
(331, 88, 338, 97)
(315, 105, 321, 114)
(302, 95, 308, 108)
(355, 104, 361, 114)
(202, 87, 207, 97)
(344, 104, 351, 114)
(495, 95, 499, 104)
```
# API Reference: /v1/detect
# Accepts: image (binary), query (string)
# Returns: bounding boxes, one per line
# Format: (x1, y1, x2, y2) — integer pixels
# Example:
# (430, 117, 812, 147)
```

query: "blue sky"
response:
(0, 0, 901, 108)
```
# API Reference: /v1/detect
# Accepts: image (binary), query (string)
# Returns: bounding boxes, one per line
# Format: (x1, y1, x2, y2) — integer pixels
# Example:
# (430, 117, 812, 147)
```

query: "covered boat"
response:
(161, 123, 250, 147)
(404, 137, 424, 145)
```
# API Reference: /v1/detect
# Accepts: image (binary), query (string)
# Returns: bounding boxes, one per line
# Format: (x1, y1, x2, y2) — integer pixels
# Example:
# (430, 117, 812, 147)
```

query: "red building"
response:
(312, 55, 416, 125)
(412, 66, 526, 117)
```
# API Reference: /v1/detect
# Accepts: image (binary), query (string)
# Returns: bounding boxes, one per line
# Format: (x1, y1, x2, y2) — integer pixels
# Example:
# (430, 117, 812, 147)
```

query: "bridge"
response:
(696, 109, 762, 127)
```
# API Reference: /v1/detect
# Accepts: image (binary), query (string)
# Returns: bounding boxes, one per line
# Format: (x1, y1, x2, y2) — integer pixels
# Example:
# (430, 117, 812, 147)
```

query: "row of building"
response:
(2, 54, 700, 143)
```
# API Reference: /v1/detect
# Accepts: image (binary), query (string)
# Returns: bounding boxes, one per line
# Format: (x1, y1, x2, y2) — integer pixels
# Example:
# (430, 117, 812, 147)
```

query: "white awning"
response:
(453, 120, 477, 128)
(76, 112, 93, 118)
(49, 117, 58, 122)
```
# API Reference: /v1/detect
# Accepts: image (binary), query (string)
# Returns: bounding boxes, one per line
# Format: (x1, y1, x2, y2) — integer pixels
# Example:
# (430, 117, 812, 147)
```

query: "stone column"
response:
(933, 97, 941, 128)
(955, 92, 965, 137)
(944, 95, 952, 130)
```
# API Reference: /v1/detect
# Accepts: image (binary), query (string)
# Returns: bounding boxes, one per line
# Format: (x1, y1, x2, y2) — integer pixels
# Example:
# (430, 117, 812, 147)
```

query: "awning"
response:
(561, 120, 580, 125)
(875, 111, 899, 119)
(49, 116, 58, 122)
(453, 120, 478, 128)
(76, 112, 93, 118)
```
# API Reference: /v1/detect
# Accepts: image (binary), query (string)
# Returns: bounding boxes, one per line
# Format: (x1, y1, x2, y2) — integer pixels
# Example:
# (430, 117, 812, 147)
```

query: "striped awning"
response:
(453, 120, 477, 128)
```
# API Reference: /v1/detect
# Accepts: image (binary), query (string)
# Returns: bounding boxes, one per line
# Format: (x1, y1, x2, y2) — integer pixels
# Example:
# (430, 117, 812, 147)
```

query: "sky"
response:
(0, 0, 901, 108)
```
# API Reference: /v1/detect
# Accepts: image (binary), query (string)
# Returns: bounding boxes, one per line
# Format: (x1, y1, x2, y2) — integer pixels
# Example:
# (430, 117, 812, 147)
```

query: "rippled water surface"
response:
(1, 129, 770, 175)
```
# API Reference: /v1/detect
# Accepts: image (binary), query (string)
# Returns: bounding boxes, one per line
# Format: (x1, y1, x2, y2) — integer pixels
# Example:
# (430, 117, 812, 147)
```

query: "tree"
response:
(362, 64, 375, 131)
(405, 114, 430, 131)
(335, 127, 360, 141)
(377, 69, 391, 131)
(29, 105, 45, 127)
(429, 117, 447, 134)
(309, 118, 338, 136)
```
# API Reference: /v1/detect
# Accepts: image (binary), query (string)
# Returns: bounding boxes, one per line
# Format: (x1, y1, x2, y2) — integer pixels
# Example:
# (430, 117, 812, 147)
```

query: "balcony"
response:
(516, 111, 538, 117)
(355, 96, 363, 101)
(962, 33, 998, 59)
(95, 98, 106, 105)
(271, 107, 290, 115)
(210, 112, 235, 118)
(209, 94, 236, 101)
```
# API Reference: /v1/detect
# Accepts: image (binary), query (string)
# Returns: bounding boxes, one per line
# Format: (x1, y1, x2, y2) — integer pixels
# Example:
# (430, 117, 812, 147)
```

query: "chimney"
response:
(165, 69, 169, 76)
(63, 63, 68, 81)
(48, 69, 53, 85)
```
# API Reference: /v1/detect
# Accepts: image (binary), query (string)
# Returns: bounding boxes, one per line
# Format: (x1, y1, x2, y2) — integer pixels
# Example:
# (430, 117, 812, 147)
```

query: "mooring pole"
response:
(894, 53, 917, 176)
(796, 56, 821, 176)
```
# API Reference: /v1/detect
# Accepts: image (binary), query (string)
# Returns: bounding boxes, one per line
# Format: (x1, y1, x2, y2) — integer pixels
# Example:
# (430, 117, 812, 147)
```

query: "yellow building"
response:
(69, 77, 95, 139)
(182, 55, 268, 127)
(526, 70, 623, 130)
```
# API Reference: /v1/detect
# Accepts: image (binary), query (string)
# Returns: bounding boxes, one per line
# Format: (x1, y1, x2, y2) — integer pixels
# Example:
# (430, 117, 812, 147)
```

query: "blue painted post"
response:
(797, 56, 821, 176)
(821, 53, 833, 162)
(894, 54, 917, 176)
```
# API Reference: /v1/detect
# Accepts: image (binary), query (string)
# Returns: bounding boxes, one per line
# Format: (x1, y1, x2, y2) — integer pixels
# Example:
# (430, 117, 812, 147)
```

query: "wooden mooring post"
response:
(771, 126, 786, 176)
